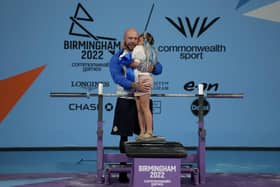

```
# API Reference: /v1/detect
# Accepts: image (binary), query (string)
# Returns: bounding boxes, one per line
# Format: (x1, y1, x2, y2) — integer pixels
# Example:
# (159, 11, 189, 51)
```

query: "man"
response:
(109, 28, 163, 182)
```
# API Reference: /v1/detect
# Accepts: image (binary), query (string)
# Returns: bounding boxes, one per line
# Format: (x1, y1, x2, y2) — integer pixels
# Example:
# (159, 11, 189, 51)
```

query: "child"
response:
(130, 32, 158, 140)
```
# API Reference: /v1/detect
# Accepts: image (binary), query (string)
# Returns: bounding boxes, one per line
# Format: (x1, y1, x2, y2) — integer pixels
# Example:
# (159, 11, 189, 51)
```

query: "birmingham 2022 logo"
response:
(64, 3, 121, 72)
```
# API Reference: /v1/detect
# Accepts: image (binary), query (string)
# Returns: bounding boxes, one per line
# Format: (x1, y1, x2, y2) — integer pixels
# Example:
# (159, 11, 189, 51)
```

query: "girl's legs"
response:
(135, 97, 146, 139)
(139, 94, 153, 138)
(135, 73, 153, 139)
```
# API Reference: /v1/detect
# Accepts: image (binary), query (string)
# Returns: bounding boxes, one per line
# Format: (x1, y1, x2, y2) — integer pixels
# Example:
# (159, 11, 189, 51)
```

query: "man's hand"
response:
(147, 64, 154, 73)
(131, 80, 152, 92)
(137, 62, 154, 73)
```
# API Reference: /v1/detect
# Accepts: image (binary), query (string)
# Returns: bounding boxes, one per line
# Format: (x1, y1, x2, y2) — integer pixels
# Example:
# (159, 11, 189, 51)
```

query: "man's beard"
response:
(126, 43, 136, 51)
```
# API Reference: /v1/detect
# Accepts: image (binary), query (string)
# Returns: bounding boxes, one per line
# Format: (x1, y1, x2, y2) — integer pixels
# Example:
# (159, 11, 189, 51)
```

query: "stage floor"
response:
(0, 172, 280, 187)
(0, 150, 280, 186)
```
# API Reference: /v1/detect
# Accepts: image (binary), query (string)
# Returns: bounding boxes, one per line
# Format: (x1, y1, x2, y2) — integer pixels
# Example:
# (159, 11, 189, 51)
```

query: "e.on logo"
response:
(184, 81, 219, 92)
(165, 17, 220, 38)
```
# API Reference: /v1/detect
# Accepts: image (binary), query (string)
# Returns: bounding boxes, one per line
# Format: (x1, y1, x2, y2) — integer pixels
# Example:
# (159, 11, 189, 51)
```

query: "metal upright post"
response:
(96, 84, 104, 183)
(197, 84, 206, 184)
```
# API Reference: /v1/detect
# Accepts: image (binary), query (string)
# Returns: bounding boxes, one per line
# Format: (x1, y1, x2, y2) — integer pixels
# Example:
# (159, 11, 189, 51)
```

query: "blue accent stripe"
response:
(236, 0, 250, 9)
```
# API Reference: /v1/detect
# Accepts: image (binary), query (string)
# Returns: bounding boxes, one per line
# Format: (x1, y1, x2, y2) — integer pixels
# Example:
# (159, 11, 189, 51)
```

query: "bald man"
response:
(109, 28, 163, 183)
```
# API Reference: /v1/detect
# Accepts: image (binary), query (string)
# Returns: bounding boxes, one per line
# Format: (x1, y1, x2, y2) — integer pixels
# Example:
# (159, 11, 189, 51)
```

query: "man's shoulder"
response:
(110, 49, 123, 62)
(114, 49, 124, 57)
(134, 45, 144, 50)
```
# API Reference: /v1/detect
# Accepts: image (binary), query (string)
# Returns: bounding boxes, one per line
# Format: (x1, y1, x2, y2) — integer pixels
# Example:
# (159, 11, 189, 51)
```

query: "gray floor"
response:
(0, 150, 280, 187)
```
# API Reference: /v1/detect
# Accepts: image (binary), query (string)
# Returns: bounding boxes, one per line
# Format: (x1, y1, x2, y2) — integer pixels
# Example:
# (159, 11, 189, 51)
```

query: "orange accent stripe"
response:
(0, 65, 46, 123)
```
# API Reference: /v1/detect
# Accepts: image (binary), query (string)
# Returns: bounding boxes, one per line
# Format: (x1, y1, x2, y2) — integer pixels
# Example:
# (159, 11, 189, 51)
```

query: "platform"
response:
(0, 172, 280, 187)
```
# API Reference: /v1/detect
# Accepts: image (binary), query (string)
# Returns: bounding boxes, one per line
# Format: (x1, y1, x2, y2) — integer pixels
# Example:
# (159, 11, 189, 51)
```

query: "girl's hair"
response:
(140, 32, 154, 45)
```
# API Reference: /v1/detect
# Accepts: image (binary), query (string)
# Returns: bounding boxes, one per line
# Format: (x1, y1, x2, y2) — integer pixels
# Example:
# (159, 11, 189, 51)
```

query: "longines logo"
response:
(64, 3, 121, 72)
(158, 16, 226, 62)
(71, 80, 110, 91)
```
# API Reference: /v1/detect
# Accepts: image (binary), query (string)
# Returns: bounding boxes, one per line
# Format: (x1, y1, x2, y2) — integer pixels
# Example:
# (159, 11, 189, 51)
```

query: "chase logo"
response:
(64, 3, 121, 72)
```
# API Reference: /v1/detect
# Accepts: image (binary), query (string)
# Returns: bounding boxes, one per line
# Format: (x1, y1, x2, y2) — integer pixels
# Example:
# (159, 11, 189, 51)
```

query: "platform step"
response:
(124, 141, 187, 158)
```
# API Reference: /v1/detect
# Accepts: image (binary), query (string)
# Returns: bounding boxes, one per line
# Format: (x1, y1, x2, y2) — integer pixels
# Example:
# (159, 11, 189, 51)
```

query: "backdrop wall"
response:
(1, 0, 279, 147)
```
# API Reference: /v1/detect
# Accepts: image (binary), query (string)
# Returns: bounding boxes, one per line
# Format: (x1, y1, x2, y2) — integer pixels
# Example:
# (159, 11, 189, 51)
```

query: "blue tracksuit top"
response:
(109, 49, 163, 91)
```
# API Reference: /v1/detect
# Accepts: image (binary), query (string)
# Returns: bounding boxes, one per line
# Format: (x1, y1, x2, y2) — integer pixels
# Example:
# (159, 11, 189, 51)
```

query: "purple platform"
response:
(0, 172, 279, 187)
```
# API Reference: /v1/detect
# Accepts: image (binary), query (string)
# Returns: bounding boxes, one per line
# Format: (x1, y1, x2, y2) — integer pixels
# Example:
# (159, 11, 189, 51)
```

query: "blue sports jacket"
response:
(109, 49, 163, 91)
